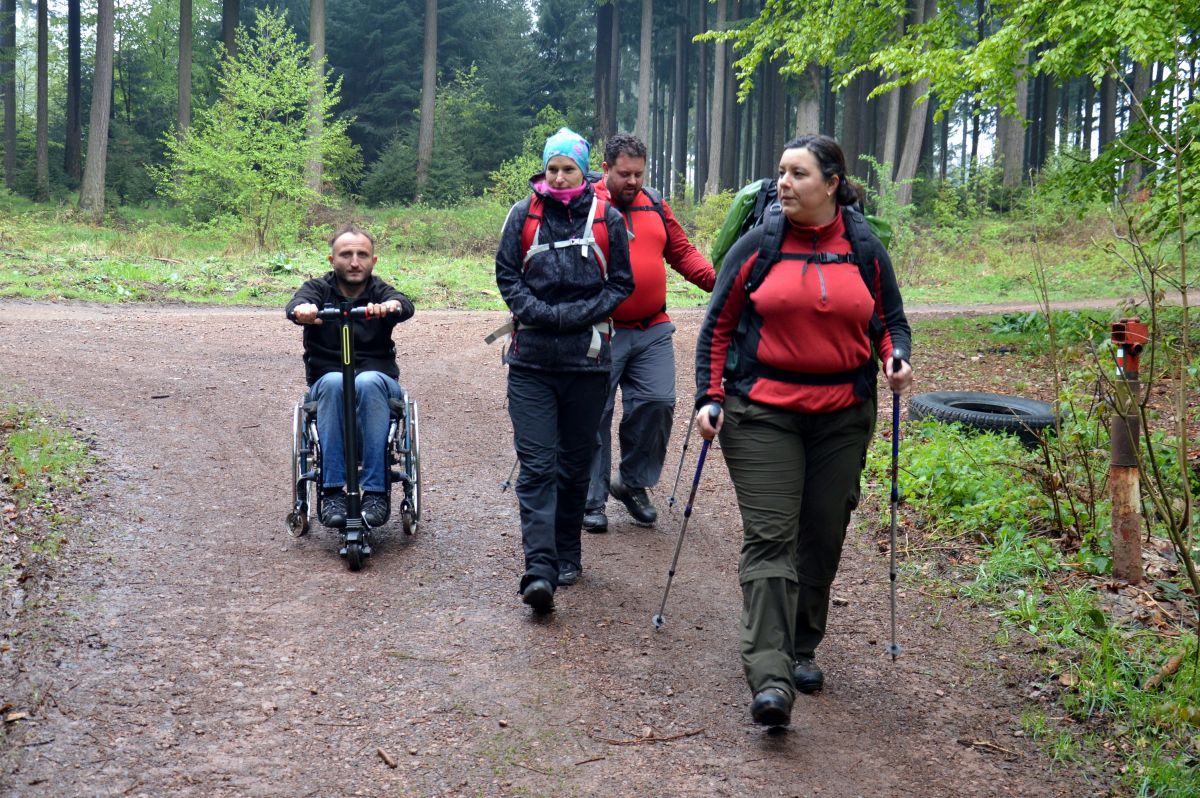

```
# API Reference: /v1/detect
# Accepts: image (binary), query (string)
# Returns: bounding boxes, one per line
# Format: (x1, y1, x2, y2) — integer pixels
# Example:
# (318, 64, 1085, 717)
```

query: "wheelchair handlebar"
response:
(287, 304, 403, 323)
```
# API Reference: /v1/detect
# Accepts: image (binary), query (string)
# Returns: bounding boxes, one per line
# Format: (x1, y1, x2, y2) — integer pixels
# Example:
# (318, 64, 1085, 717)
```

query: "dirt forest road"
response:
(0, 302, 1106, 798)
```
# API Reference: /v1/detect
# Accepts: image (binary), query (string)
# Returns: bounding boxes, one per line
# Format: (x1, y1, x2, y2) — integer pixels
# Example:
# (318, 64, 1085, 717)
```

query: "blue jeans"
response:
(312, 371, 401, 493)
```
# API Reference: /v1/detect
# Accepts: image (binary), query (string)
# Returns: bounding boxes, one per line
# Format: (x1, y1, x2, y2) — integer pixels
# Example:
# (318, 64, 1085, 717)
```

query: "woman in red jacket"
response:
(694, 134, 913, 727)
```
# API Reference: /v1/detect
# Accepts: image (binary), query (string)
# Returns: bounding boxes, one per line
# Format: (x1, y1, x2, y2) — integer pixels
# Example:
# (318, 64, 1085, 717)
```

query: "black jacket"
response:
(494, 176, 634, 372)
(285, 271, 415, 385)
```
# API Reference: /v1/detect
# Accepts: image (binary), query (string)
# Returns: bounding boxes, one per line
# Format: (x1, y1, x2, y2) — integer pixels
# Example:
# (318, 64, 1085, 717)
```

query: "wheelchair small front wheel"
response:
(345, 541, 365, 571)
(286, 510, 309, 537)
(401, 506, 416, 536)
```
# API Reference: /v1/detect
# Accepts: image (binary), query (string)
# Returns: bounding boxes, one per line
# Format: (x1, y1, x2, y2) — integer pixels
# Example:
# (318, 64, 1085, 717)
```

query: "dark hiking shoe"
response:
(610, 477, 657, 525)
(582, 508, 608, 533)
(557, 562, 581, 586)
(792, 656, 825, 694)
(521, 579, 555, 614)
(750, 687, 792, 727)
(319, 490, 347, 528)
(362, 492, 389, 527)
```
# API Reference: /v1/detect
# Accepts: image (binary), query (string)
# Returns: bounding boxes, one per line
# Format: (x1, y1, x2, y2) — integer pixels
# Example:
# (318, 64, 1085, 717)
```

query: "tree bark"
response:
(692, 0, 707, 200)
(757, 57, 784, 178)
(65, 0, 81, 181)
(79, 0, 114, 218)
(36, 0, 47, 199)
(594, 1, 616, 143)
(222, 0, 238, 59)
(2, 0, 15, 189)
(671, 0, 688, 198)
(702, 0, 725, 196)
(795, 63, 821, 140)
(414, 0, 437, 200)
(306, 0, 324, 192)
(635, 0, 652, 142)
(177, 0, 192, 136)
(894, 0, 935, 205)
(1098, 74, 1116, 151)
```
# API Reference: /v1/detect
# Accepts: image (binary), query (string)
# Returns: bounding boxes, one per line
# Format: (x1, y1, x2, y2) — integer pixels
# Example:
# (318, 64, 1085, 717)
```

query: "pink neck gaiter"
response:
(536, 180, 588, 205)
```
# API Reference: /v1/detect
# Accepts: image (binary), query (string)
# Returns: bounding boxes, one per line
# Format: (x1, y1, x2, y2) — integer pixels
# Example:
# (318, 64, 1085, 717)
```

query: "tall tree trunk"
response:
(671, 1, 688, 197)
(1125, 61, 1151, 196)
(998, 53, 1028, 187)
(703, 0, 725, 196)
(635, 0, 652, 142)
(594, 1, 616, 143)
(841, 74, 863, 179)
(35, 0, 47, 199)
(79, 0, 114, 218)
(2, 0, 15, 189)
(822, 65, 835, 136)
(222, 0, 238, 59)
(65, 0, 81, 181)
(652, 72, 663, 185)
(758, 58, 784, 177)
(1098, 74, 1116, 151)
(795, 63, 821, 139)
(1083, 79, 1094, 157)
(177, 0, 192, 134)
(1038, 77, 1057, 168)
(937, 100, 948, 181)
(414, 0, 436, 200)
(305, 0, 324, 192)
(894, 0, 934, 205)
(692, 0, 707, 200)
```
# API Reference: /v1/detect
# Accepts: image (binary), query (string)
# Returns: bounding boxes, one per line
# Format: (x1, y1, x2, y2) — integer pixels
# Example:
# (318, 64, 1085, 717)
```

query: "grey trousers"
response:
(718, 395, 875, 697)
(585, 322, 677, 509)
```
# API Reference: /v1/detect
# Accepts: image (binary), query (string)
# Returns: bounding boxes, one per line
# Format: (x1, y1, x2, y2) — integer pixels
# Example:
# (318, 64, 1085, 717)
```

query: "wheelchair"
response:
(287, 386, 422, 545)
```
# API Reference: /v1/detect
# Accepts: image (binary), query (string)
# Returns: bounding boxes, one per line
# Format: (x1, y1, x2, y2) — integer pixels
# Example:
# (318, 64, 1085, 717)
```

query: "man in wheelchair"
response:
(286, 223, 415, 528)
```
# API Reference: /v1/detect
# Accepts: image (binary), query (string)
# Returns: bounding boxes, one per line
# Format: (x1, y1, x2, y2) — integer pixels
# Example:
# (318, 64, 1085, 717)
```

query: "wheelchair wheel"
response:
(402, 398, 421, 535)
(345, 541, 365, 571)
(287, 402, 312, 537)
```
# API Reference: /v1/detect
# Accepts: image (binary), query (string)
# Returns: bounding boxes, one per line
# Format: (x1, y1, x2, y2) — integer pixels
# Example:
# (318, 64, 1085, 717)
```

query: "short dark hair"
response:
(329, 223, 376, 252)
(604, 133, 647, 166)
(781, 134, 865, 207)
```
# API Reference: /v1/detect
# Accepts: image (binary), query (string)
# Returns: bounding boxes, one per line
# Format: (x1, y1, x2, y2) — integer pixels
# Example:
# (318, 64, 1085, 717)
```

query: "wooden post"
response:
(1110, 319, 1149, 584)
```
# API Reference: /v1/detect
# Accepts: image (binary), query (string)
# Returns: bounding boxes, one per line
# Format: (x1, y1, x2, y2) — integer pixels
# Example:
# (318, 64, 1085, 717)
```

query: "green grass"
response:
(0, 192, 1158, 309)
(863, 316, 1200, 794)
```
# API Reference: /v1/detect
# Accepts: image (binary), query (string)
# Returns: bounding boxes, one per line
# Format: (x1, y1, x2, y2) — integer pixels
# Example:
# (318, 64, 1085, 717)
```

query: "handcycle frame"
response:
(286, 301, 421, 570)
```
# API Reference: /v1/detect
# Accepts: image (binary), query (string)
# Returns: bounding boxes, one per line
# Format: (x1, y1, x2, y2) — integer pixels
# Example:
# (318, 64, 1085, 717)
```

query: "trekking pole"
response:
(653, 405, 721, 629)
(887, 350, 906, 661)
(501, 455, 518, 492)
(666, 410, 697, 508)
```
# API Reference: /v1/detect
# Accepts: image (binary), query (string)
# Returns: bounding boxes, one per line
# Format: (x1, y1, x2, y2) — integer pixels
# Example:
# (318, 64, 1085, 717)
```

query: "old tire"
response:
(908, 391, 1056, 446)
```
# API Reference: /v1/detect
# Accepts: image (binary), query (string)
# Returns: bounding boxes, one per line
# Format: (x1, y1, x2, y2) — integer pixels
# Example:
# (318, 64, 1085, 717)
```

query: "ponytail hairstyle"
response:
(782, 134, 865, 207)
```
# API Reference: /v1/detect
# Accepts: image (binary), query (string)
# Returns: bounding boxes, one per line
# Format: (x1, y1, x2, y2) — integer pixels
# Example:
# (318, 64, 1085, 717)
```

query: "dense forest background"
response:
(0, 0, 1196, 225)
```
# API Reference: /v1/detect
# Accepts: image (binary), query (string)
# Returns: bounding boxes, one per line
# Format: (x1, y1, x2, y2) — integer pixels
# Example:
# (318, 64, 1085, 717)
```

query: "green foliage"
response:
(362, 68, 499, 206)
(486, 107, 575, 206)
(154, 9, 360, 247)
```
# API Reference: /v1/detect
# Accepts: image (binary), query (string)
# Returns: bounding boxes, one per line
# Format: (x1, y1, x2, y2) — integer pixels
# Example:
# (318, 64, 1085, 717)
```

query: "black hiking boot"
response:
(792, 656, 825, 694)
(582, 507, 608, 533)
(557, 562, 581, 586)
(750, 687, 792, 727)
(610, 477, 656, 526)
(521, 579, 555, 614)
(362, 492, 389, 527)
(319, 489, 347, 528)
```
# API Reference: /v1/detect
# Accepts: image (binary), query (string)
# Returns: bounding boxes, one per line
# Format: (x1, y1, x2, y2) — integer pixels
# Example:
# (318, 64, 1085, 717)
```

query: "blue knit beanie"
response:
(542, 127, 590, 174)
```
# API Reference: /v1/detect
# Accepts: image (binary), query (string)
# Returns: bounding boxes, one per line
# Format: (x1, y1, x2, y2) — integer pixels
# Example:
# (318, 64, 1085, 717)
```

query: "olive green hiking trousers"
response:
(718, 394, 875, 697)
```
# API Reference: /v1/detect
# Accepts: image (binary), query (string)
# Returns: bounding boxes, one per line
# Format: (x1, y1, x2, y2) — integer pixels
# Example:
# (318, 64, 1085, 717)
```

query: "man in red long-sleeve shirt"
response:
(583, 134, 716, 532)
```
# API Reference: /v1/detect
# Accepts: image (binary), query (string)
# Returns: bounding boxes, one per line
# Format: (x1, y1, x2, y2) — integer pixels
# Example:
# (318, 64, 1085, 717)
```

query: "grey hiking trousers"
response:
(586, 322, 677, 509)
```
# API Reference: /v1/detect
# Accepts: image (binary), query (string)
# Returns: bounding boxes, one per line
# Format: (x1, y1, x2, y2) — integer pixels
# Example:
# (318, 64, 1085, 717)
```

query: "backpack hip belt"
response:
(485, 318, 613, 359)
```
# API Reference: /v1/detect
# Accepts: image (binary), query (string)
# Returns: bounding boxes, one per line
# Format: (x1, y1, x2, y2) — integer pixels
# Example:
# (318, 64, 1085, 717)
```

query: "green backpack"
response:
(710, 178, 893, 271)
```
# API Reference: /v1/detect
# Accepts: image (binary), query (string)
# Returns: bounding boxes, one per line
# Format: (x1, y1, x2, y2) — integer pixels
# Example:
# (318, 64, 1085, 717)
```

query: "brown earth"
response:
(0, 301, 1117, 798)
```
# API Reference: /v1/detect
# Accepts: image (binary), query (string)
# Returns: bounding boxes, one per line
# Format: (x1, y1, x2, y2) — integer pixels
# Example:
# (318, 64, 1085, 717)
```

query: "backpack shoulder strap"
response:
(743, 201, 787, 294)
(520, 195, 544, 259)
(840, 205, 879, 300)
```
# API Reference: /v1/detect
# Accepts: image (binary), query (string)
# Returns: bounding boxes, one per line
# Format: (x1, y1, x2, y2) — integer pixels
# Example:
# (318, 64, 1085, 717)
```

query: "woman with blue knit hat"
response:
(493, 127, 634, 615)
